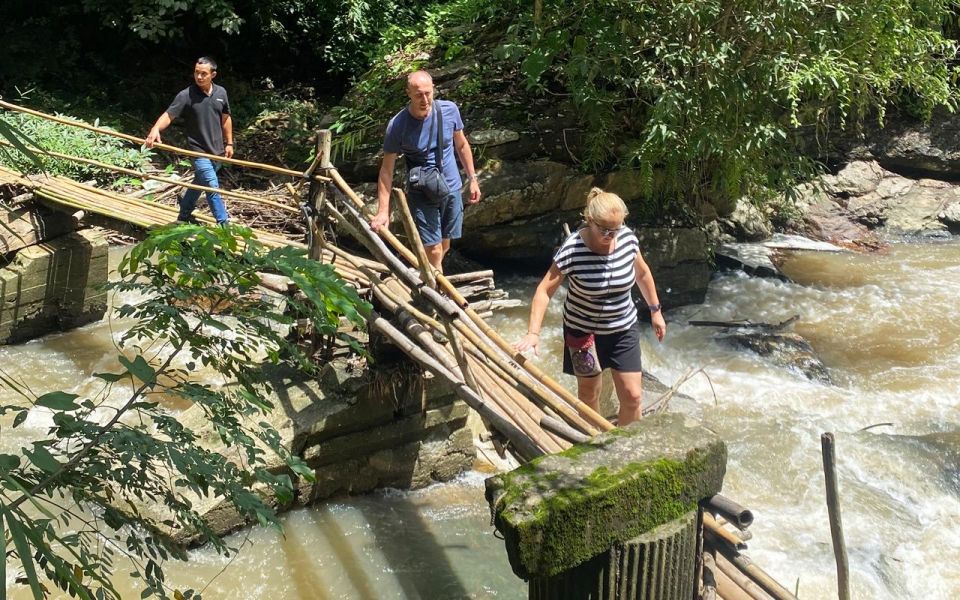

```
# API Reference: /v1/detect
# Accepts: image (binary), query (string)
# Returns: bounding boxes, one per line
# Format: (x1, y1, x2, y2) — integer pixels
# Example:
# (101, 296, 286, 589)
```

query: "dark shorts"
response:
(408, 187, 463, 246)
(562, 320, 643, 376)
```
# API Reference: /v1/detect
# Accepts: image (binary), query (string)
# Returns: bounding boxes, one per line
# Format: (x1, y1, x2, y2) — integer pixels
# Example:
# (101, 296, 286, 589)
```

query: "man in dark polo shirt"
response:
(145, 56, 233, 224)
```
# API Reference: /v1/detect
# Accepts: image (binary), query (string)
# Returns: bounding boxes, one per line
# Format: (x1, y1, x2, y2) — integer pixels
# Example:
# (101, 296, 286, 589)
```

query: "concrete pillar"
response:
(486, 413, 726, 600)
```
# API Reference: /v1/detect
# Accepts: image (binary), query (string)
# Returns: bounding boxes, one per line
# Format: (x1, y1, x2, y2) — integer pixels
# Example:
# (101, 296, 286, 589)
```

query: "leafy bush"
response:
(0, 110, 150, 184)
(334, 0, 959, 214)
(0, 224, 368, 599)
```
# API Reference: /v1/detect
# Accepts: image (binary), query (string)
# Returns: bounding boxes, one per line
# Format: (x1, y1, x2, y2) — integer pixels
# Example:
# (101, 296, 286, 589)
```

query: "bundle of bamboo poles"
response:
(700, 495, 798, 600)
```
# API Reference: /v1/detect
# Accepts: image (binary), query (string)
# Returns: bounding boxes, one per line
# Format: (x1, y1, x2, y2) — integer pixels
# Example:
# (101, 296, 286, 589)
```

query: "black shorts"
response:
(562, 320, 643, 376)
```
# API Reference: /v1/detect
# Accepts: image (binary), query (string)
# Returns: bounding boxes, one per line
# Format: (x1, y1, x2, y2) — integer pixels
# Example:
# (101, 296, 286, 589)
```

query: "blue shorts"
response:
(408, 187, 463, 246)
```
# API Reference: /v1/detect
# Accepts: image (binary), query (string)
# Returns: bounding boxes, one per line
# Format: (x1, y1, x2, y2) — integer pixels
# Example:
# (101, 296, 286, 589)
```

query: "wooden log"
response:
(712, 543, 797, 600)
(540, 415, 589, 444)
(822, 432, 851, 600)
(444, 270, 494, 283)
(714, 567, 757, 600)
(702, 551, 718, 600)
(257, 272, 297, 295)
(688, 315, 799, 331)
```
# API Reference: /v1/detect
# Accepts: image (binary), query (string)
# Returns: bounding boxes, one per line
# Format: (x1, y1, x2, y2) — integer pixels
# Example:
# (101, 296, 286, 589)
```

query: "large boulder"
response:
(789, 160, 960, 240)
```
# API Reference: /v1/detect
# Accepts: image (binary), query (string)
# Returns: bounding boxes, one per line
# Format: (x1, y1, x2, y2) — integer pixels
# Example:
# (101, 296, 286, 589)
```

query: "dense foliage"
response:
(512, 0, 959, 206)
(0, 224, 368, 599)
(0, 111, 151, 184)
(335, 0, 960, 212)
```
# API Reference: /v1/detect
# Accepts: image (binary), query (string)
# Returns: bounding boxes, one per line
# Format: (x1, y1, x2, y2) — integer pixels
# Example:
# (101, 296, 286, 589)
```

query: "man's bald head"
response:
(406, 70, 435, 118)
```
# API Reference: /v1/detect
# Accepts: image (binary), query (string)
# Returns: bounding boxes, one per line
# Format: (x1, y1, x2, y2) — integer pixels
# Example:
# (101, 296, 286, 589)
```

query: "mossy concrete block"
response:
(486, 413, 726, 579)
(0, 229, 108, 343)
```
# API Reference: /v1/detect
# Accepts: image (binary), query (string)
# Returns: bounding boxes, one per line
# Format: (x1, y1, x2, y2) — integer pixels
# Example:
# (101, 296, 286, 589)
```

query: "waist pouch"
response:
(407, 165, 450, 204)
(565, 331, 602, 377)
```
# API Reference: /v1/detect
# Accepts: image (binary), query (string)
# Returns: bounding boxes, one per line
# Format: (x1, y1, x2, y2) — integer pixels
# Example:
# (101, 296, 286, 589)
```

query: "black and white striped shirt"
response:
(554, 228, 639, 333)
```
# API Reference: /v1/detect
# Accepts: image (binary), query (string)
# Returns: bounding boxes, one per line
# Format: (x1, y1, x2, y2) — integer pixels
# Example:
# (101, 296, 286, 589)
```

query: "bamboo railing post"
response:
(821, 432, 851, 600)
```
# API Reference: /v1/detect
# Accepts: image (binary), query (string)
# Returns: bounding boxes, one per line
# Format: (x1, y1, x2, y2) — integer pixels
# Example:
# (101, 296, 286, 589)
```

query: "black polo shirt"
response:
(165, 83, 231, 154)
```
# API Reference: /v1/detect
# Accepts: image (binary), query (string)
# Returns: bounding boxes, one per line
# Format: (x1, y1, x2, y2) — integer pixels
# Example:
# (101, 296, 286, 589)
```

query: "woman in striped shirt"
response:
(514, 188, 666, 425)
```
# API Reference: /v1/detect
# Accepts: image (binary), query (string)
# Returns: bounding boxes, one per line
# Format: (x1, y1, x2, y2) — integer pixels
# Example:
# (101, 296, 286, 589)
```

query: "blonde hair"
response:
(583, 187, 628, 222)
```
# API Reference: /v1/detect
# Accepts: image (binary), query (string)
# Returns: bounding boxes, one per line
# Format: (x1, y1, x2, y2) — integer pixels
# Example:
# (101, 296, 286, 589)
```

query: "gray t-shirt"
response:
(165, 83, 231, 154)
(383, 99, 465, 193)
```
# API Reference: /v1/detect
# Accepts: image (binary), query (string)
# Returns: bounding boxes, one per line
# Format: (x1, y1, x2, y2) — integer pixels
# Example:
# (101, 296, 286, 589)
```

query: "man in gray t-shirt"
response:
(370, 70, 481, 273)
(145, 56, 233, 224)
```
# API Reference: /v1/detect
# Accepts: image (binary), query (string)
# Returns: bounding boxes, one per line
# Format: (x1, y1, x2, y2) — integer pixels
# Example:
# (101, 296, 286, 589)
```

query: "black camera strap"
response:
(432, 101, 444, 171)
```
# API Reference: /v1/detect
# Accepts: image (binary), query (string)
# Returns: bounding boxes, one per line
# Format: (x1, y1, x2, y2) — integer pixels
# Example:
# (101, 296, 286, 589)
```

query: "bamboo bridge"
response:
(0, 100, 800, 600)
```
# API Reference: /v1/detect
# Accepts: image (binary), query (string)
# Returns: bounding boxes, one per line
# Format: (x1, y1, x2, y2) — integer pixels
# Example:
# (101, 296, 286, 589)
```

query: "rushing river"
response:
(5, 241, 960, 599)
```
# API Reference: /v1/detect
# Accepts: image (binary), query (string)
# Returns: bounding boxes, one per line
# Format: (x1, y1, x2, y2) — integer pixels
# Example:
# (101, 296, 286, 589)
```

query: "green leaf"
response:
(93, 372, 125, 383)
(25, 443, 61, 473)
(118, 355, 157, 385)
(35, 391, 81, 411)
(6, 510, 45, 600)
(0, 453, 21, 472)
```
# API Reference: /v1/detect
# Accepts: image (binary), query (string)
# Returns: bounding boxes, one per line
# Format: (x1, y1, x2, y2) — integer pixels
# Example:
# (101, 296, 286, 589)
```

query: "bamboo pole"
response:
(390, 187, 488, 400)
(711, 542, 798, 600)
(328, 167, 613, 433)
(821, 432, 851, 600)
(0, 139, 300, 213)
(363, 307, 544, 462)
(0, 100, 331, 183)
(706, 495, 755, 530)
(702, 551, 719, 600)
(468, 354, 567, 452)
(714, 567, 756, 600)
(715, 553, 774, 600)
(320, 239, 555, 455)
(704, 512, 747, 551)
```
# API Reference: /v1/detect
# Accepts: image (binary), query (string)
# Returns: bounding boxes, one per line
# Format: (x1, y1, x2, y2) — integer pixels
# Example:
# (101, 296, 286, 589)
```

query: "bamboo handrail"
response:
(0, 100, 331, 183)
(0, 139, 300, 213)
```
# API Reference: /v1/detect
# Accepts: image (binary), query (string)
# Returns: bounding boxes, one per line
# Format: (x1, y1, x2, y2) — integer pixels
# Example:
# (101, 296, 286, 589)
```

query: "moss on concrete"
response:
(486, 413, 726, 579)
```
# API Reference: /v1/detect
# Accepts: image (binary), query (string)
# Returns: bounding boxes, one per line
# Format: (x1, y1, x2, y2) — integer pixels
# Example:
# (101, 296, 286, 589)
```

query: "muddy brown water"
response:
(6, 242, 960, 599)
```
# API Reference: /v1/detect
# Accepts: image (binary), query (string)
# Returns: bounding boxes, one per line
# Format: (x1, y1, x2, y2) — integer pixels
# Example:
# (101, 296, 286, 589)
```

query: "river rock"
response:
(719, 331, 831, 384)
(845, 107, 960, 179)
(719, 197, 773, 241)
(715, 242, 789, 280)
(787, 160, 960, 241)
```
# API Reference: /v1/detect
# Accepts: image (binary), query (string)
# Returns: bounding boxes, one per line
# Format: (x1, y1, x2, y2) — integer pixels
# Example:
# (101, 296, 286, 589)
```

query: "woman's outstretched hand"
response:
(513, 332, 541, 357)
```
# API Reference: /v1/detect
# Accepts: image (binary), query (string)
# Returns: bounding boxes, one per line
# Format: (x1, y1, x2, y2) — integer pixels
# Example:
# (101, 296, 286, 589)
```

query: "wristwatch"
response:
(648, 303, 662, 313)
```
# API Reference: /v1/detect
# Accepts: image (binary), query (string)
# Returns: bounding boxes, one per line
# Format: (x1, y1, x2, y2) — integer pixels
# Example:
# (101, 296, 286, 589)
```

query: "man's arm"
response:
(144, 113, 173, 147)
(370, 152, 398, 232)
(221, 113, 234, 159)
(453, 129, 481, 204)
